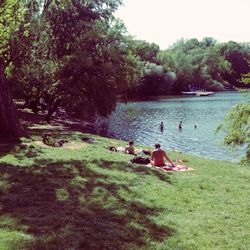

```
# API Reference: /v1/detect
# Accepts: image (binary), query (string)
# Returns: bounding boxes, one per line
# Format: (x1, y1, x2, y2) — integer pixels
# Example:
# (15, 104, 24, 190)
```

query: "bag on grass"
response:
(130, 156, 150, 164)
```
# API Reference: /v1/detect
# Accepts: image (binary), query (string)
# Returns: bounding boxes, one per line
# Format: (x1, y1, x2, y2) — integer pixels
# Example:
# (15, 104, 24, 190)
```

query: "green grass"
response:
(0, 131, 249, 250)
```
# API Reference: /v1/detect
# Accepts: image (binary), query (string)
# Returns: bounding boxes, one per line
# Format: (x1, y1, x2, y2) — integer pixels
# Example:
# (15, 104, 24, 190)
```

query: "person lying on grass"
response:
(151, 143, 175, 167)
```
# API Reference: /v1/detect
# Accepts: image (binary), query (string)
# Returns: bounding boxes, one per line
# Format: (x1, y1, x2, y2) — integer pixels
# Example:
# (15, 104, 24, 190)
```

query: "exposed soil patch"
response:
(32, 141, 86, 149)
(62, 141, 86, 149)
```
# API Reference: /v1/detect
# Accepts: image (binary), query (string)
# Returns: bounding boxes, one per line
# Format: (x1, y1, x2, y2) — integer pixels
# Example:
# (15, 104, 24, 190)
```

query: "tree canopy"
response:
(0, 0, 250, 140)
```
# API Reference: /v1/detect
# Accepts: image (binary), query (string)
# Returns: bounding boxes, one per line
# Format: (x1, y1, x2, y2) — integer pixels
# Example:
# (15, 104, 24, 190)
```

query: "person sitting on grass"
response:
(42, 134, 67, 147)
(125, 141, 136, 155)
(151, 143, 175, 167)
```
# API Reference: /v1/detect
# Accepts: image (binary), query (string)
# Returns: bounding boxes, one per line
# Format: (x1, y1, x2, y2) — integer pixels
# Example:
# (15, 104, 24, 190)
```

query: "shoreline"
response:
(117, 90, 239, 102)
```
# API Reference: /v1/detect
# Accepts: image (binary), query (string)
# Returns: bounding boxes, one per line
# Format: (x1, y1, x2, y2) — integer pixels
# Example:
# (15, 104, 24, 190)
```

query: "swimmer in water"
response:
(160, 121, 164, 131)
(178, 121, 182, 130)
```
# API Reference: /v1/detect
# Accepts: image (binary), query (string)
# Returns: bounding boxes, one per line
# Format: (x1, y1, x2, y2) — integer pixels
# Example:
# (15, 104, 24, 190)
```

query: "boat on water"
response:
(195, 91, 214, 96)
(181, 91, 197, 96)
(181, 91, 214, 96)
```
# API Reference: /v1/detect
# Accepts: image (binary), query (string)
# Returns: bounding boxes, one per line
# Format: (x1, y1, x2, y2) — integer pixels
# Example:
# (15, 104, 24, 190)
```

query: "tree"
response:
(163, 39, 205, 92)
(218, 72, 250, 162)
(132, 40, 160, 63)
(0, 0, 27, 140)
(10, 14, 60, 119)
(201, 37, 217, 48)
(129, 62, 176, 96)
(220, 41, 250, 87)
(45, 1, 141, 119)
(200, 45, 232, 90)
(171, 49, 194, 91)
(57, 19, 142, 118)
(10, 0, 141, 122)
(157, 50, 175, 71)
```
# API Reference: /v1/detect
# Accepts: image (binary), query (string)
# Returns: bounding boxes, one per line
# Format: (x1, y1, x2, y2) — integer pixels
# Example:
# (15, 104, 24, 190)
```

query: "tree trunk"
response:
(45, 98, 61, 123)
(0, 63, 27, 140)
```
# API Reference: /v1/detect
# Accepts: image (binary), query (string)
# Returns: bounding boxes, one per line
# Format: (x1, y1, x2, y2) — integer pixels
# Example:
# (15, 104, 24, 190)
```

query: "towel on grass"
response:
(146, 164, 194, 172)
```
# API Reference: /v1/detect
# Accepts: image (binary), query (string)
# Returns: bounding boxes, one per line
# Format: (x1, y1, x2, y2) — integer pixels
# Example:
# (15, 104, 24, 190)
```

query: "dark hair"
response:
(129, 141, 134, 145)
(155, 143, 161, 148)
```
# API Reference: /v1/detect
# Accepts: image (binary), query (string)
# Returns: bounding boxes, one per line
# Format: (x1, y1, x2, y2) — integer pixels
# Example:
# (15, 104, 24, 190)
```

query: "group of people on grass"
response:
(125, 141, 175, 167)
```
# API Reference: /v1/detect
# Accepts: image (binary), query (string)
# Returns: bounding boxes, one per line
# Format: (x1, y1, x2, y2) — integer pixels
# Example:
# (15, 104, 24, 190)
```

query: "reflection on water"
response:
(103, 92, 246, 161)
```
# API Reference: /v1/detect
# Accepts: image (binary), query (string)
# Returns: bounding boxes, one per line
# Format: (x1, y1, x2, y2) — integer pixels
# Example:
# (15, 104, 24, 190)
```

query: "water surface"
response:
(101, 92, 246, 161)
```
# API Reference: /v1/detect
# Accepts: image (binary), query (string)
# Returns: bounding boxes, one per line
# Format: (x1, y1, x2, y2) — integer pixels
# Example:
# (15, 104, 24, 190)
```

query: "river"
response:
(97, 92, 247, 162)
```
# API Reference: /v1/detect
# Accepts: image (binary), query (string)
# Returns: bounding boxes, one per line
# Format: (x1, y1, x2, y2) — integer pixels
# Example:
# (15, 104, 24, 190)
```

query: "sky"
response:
(115, 0, 250, 50)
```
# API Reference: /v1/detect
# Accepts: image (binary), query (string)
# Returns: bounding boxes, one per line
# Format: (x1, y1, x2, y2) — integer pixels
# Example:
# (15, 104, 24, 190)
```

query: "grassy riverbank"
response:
(0, 123, 250, 249)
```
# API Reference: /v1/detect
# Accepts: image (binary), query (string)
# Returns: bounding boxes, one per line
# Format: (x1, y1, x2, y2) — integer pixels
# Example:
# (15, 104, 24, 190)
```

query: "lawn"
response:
(0, 122, 249, 250)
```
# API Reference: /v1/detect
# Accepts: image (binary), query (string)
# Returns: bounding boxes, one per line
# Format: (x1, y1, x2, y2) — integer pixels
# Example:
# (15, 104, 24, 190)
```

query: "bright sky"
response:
(115, 0, 250, 50)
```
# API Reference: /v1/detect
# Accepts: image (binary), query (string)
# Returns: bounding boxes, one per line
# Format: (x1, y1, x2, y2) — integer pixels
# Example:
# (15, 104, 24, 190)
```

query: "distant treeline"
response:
(0, 0, 250, 137)
(128, 38, 250, 97)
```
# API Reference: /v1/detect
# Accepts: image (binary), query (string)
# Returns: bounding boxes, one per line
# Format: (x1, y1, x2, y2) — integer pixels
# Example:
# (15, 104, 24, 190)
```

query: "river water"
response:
(99, 92, 246, 162)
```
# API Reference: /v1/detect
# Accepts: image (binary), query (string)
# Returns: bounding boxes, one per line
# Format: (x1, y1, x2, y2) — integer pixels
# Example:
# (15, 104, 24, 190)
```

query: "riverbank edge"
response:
(117, 89, 239, 102)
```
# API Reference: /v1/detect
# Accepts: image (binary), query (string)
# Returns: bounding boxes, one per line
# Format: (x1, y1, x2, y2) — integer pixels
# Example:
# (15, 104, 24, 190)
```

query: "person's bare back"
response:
(151, 149, 166, 166)
(151, 143, 175, 167)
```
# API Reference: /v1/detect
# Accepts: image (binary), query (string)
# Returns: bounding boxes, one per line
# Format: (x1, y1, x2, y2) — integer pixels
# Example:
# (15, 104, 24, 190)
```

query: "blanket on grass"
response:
(146, 164, 194, 172)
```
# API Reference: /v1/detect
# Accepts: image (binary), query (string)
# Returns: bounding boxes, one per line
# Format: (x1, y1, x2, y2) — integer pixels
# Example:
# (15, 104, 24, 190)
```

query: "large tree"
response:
(0, 0, 27, 140)
(10, 0, 142, 122)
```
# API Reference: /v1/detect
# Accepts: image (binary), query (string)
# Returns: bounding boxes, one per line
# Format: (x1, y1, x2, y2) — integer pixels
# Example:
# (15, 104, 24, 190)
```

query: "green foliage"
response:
(157, 50, 175, 70)
(134, 62, 175, 96)
(200, 45, 232, 90)
(129, 40, 174, 96)
(0, 0, 26, 63)
(218, 73, 250, 162)
(155, 38, 250, 92)
(132, 39, 160, 63)
(8, 0, 142, 119)
(201, 37, 217, 48)
(10, 14, 59, 116)
(57, 18, 142, 117)
(220, 41, 250, 87)
(240, 71, 250, 85)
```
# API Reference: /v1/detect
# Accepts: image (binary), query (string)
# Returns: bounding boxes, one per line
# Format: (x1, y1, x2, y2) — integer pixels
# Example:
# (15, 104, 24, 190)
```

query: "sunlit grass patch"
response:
(0, 229, 34, 250)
